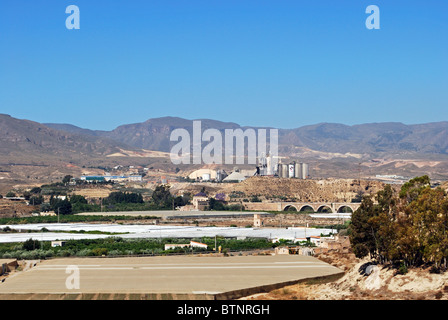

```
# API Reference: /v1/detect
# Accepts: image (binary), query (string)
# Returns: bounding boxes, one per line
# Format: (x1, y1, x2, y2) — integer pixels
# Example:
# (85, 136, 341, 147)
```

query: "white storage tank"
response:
(288, 164, 295, 178)
(281, 164, 288, 178)
(302, 163, 309, 179)
(295, 163, 303, 179)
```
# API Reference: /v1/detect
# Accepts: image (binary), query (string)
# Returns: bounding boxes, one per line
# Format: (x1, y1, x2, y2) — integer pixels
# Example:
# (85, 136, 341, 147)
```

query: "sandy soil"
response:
(244, 251, 448, 300)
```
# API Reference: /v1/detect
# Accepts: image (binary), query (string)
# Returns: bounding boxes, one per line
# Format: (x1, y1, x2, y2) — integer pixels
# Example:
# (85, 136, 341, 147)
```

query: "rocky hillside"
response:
(282, 121, 448, 156)
(231, 177, 386, 202)
(45, 116, 448, 158)
(170, 176, 387, 203)
(0, 114, 137, 163)
(249, 252, 448, 300)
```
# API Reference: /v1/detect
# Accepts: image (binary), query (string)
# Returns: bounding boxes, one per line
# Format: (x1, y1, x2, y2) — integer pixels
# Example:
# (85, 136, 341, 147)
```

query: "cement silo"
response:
(281, 164, 288, 178)
(216, 170, 223, 182)
(302, 163, 309, 179)
(266, 155, 272, 175)
(288, 164, 295, 178)
(295, 163, 303, 179)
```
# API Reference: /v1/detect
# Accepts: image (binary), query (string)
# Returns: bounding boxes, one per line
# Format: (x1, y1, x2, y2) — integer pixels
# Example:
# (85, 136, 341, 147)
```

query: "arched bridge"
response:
(279, 202, 361, 213)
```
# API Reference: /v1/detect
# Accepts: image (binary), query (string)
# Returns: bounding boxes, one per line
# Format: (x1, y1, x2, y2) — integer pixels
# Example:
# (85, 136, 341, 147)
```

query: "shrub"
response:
(91, 248, 108, 256)
(2, 252, 12, 259)
(108, 250, 122, 257)
(57, 250, 73, 257)
(20, 251, 34, 260)
(398, 262, 408, 275)
(124, 250, 134, 256)
(44, 250, 54, 258)
(23, 238, 41, 251)
(75, 249, 92, 257)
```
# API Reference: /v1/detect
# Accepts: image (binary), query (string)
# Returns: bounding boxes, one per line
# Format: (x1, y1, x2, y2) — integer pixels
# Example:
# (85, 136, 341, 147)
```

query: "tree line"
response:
(37, 185, 191, 215)
(349, 175, 448, 273)
(0, 236, 276, 259)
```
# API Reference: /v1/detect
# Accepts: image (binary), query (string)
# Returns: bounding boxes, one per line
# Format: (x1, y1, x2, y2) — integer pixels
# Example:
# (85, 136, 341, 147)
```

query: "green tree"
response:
(40, 203, 51, 212)
(399, 175, 431, 202)
(70, 195, 88, 204)
(53, 198, 73, 215)
(351, 190, 365, 203)
(349, 195, 377, 258)
(29, 195, 44, 206)
(209, 198, 225, 211)
(62, 175, 73, 184)
(349, 176, 448, 271)
(104, 192, 143, 204)
(401, 186, 448, 268)
(151, 185, 173, 209)
(30, 187, 42, 194)
(23, 238, 41, 251)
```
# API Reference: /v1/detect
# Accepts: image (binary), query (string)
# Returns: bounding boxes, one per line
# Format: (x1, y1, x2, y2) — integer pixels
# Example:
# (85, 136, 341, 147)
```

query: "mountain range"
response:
(1, 113, 448, 193)
(1, 113, 448, 162)
(43, 116, 448, 158)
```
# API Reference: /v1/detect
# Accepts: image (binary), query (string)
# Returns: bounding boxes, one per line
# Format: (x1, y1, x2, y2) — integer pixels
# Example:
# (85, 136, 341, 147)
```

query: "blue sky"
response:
(0, 0, 447, 130)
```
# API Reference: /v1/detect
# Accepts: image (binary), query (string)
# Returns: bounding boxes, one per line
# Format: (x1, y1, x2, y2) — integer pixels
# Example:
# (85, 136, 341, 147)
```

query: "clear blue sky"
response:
(0, 0, 447, 130)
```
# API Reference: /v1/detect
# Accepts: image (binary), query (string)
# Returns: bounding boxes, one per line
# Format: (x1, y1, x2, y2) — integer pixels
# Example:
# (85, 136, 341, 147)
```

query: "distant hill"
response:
(0, 113, 439, 163)
(280, 122, 448, 156)
(0, 114, 137, 162)
(45, 117, 448, 158)
(0, 114, 447, 189)
(46, 117, 244, 153)
(42, 123, 106, 137)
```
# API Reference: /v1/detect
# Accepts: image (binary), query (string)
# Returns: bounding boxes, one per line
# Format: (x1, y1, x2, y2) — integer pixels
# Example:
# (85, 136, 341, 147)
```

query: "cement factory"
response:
(188, 153, 310, 182)
(256, 153, 310, 179)
(276, 162, 310, 179)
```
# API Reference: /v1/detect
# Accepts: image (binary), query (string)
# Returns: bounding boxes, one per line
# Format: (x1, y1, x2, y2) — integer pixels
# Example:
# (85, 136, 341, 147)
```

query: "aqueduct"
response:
(280, 202, 361, 213)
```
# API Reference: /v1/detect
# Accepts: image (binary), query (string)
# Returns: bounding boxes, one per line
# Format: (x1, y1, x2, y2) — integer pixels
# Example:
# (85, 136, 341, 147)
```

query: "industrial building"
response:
(188, 169, 218, 181)
(186, 155, 309, 182)
(80, 175, 143, 183)
(276, 162, 310, 179)
(191, 192, 209, 210)
(222, 171, 247, 182)
(254, 153, 309, 179)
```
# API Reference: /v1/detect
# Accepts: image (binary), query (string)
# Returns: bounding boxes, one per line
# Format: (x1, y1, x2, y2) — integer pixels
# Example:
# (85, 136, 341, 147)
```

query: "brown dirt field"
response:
(0, 199, 36, 218)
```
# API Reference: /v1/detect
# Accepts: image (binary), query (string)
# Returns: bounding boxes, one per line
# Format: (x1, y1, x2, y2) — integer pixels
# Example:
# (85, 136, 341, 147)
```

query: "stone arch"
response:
(337, 205, 354, 213)
(317, 205, 333, 213)
(298, 205, 314, 213)
(283, 205, 298, 212)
